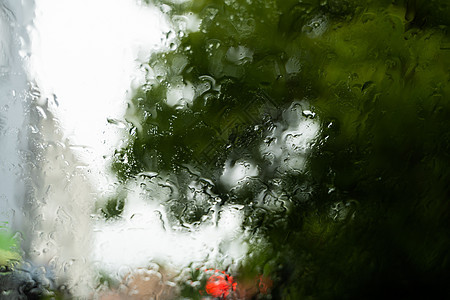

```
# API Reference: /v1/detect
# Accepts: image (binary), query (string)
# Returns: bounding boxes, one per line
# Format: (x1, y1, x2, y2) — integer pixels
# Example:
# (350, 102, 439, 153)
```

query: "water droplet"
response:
(35, 106, 47, 120)
(302, 110, 316, 118)
(107, 118, 128, 128)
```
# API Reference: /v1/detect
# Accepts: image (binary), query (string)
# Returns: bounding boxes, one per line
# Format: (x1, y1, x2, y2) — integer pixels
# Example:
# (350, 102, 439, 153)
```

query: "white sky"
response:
(31, 0, 170, 189)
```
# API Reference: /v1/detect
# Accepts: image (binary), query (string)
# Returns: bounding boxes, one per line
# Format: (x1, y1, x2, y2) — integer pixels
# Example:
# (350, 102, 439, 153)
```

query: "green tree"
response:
(110, 1, 450, 298)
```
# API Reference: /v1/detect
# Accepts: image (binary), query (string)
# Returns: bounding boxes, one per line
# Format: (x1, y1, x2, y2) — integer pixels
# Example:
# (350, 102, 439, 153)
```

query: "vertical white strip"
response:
(0, 0, 34, 237)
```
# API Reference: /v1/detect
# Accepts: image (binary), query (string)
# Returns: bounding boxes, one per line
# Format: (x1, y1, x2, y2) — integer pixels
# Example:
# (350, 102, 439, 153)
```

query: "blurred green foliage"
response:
(100, 196, 126, 220)
(0, 227, 20, 268)
(112, 0, 450, 298)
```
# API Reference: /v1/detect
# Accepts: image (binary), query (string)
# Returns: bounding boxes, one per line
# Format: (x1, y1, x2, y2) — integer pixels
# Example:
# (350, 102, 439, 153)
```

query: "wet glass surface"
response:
(1, 0, 450, 299)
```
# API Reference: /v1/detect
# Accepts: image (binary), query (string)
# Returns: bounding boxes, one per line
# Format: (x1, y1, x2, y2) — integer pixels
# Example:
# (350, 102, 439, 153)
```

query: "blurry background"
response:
(1, 1, 450, 299)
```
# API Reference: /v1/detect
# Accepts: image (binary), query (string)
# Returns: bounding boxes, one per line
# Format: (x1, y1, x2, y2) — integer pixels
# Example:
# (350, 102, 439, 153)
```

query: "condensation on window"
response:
(2, 0, 450, 299)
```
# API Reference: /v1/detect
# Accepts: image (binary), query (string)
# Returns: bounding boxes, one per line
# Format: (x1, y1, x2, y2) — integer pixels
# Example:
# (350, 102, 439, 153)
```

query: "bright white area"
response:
(220, 160, 259, 190)
(166, 80, 195, 107)
(30, 0, 248, 289)
(260, 101, 320, 173)
(93, 179, 248, 274)
(31, 0, 170, 190)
